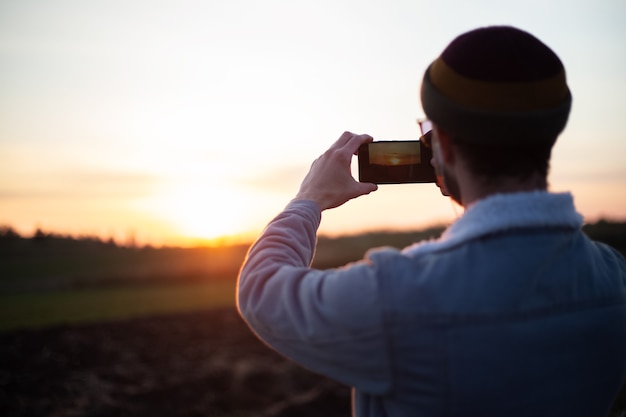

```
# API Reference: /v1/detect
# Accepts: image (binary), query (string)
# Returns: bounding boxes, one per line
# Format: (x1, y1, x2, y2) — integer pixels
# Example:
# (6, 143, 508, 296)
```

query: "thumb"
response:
(326, 182, 378, 210)
(355, 182, 378, 197)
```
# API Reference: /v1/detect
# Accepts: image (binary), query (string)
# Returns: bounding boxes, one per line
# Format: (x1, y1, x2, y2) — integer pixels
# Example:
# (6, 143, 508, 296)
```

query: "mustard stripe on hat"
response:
(429, 57, 569, 112)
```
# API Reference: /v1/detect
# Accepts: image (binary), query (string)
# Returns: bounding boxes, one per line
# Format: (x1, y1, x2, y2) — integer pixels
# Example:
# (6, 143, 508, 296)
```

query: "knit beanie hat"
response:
(420, 26, 572, 145)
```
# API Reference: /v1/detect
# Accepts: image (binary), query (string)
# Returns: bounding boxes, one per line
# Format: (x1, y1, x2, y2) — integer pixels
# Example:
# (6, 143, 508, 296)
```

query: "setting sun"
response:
(148, 183, 256, 244)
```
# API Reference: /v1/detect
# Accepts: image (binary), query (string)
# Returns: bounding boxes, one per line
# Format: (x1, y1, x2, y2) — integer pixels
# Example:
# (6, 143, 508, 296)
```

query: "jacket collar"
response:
(403, 191, 583, 257)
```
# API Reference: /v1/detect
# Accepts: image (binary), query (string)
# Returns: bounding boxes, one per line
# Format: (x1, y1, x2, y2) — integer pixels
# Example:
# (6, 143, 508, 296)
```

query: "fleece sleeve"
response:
(236, 199, 392, 394)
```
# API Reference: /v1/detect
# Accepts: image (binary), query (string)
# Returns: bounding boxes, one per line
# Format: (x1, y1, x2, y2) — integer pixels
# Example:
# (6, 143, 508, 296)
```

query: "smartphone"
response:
(358, 136, 436, 184)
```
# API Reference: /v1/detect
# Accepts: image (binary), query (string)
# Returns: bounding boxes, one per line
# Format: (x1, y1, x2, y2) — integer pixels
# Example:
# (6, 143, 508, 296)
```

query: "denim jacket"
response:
(237, 192, 626, 417)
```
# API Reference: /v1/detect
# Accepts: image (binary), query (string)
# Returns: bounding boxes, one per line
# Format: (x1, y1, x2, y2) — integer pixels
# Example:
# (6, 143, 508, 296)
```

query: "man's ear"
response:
(435, 127, 455, 164)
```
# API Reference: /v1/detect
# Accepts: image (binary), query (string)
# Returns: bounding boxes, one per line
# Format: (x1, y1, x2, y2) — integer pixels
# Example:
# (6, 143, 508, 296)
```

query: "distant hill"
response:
(0, 227, 251, 293)
(1, 220, 624, 294)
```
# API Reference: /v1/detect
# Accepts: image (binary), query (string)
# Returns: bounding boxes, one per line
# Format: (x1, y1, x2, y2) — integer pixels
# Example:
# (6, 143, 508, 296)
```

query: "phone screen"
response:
(357, 140, 436, 184)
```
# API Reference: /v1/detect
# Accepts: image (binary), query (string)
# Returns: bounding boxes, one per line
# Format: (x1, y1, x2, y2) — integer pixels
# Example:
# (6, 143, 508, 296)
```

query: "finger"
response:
(333, 131, 356, 149)
(335, 132, 374, 154)
(334, 131, 373, 149)
(340, 133, 373, 155)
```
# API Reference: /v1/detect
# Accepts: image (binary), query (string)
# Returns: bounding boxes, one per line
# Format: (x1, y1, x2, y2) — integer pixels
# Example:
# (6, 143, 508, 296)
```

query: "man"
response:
(237, 26, 626, 416)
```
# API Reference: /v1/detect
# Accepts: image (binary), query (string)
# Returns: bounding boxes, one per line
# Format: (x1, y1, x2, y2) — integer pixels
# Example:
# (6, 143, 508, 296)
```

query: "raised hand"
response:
(294, 131, 378, 211)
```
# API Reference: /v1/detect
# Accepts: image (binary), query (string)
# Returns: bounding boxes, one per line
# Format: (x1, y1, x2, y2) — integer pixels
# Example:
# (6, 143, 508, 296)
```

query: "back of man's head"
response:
(421, 26, 571, 146)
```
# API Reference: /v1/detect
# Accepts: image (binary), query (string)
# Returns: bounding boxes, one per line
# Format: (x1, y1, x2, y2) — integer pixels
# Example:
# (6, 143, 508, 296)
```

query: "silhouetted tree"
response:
(33, 228, 49, 243)
(0, 226, 20, 239)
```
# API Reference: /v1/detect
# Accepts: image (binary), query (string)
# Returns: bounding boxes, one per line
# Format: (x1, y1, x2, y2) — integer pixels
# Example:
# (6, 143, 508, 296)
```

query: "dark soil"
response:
(0, 308, 351, 417)
(2, 307, 624, 417)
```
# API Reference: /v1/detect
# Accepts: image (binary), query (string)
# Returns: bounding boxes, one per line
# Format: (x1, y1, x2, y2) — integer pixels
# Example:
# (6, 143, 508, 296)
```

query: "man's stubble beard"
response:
(442, 165, 463, 206)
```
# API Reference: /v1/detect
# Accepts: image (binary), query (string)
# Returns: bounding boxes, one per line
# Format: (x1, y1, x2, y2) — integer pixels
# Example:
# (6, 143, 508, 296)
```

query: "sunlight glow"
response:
(0, 0, 625, 246)
(150, 183, 253, 243)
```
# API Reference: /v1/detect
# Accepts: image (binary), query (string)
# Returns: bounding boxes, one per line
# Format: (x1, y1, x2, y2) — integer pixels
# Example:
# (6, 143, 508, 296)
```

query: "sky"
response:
(1, 0, 625, 247)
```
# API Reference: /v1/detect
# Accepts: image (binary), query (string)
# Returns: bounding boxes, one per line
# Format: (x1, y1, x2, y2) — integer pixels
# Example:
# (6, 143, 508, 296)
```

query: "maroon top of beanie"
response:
(440, 26, 565, 82)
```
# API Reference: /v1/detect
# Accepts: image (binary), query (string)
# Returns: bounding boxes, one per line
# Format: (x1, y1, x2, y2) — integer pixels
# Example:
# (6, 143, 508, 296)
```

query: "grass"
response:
(2, 220, 624, 333)
(0, 280, 237, 332)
